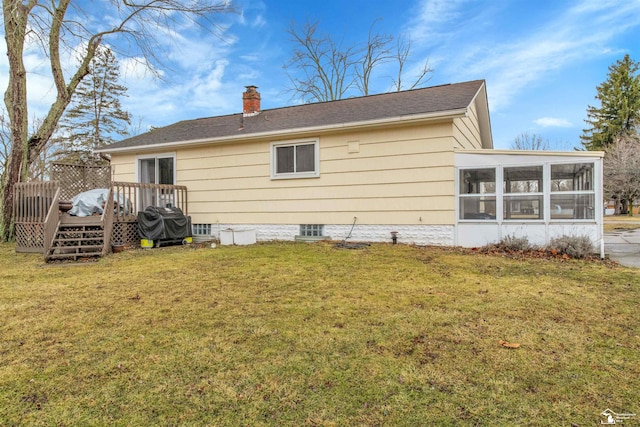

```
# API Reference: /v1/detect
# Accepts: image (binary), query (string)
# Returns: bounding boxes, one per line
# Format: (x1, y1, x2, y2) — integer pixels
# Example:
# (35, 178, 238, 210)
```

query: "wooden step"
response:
(59, 215, 103, 226)
(57, 232, 103, 237)
(57, 229, 104, 234)
(56, 231, 104, 236)
(55, 230, 104, 237)
(54, 238, 103, 243)
(51, 244, 103, 250)
(45, 218, 108, 263)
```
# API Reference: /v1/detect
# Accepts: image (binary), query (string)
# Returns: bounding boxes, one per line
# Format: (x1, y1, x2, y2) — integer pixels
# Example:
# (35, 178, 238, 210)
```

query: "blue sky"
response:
(2, 0, 640, 150)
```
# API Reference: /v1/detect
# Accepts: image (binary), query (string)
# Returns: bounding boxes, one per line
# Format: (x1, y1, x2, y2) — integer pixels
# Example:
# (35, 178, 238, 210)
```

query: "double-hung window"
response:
(271, 139, 319, 179)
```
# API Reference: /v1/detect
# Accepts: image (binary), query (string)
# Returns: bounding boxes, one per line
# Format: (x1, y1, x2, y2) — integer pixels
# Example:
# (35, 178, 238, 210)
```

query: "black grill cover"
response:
(137, 206, 191, 241)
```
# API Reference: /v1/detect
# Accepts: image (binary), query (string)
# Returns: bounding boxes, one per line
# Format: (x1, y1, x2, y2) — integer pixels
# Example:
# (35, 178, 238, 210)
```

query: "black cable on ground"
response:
(335, 216, 370, 249)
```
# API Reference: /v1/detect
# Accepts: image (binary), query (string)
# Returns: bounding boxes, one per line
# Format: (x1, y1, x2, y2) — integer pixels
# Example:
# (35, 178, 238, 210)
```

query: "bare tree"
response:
(1, 0, 233, 241)
(355, 21, 393, 96)
(284, 21, 358, 102)
(285, 20, 432, 103)
(510, 132, 551, 150)
(390, 35, 432, 92)
(125, 116, 150, 139)
(604, 134, 640, 216)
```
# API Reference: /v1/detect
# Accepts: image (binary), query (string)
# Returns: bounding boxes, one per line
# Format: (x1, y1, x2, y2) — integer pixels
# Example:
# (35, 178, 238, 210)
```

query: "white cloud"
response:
(409, 0, 640, 111)
(121, 57, 164, 81)
(534, 117, 573, 128)
(252, 15, 266, 29)
(410, 0, 470, 43)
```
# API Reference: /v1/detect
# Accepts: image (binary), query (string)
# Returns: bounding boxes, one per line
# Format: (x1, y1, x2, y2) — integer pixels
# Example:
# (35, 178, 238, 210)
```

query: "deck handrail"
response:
(14, 181, 61, 253)
(101, 186, 114, 256)
(110, 181, 188, 221)
(42, 186, 61, 258)
(14, 181, 60, 223)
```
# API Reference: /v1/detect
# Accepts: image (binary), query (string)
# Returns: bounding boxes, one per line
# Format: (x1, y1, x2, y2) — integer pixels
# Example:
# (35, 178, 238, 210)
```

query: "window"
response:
(139, 155, 175, 185)
(192, 224, 212, 235)
(271, 139, 319, 179)
(457, 161, 597, 223)
(503, 166, 543, 220)
(459, 168, 496, 220)
(550, 163, 595, 219)
(300, 224, 324, 237)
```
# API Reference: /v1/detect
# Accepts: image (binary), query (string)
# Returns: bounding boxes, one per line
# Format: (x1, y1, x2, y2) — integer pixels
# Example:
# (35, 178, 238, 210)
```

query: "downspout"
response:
(599, 157, 605, 259)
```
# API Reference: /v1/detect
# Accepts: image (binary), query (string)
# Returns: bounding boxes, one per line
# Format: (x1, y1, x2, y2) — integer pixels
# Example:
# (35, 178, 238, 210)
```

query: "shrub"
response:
(496, 235, 532, 252)
(548, 235, 595, 259)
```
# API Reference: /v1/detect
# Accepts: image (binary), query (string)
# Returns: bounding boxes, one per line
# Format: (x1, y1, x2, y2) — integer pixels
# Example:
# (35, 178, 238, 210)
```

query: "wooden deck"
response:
(14, 179, 188, 261)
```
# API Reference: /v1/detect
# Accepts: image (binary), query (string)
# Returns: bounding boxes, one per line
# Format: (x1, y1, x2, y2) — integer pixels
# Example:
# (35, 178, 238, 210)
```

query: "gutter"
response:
(456, 149, 605, 157)
(96, 108, 468, 154)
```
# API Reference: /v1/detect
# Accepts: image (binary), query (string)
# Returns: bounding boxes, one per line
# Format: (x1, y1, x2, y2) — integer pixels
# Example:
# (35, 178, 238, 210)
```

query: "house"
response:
(97, 81, 604, 252)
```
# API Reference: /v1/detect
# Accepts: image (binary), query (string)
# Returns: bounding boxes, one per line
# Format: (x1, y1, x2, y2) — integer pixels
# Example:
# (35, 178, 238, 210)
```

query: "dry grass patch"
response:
(604, 215, 640, 232)
(1, 241, 639, 426)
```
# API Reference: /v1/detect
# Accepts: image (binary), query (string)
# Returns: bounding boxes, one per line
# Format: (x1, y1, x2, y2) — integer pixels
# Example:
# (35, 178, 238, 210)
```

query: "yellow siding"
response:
(110, 153, 137, 182)
(111, 121, 460, 226)
(191, 211, 451, 225)
(452, 102, 483, 149)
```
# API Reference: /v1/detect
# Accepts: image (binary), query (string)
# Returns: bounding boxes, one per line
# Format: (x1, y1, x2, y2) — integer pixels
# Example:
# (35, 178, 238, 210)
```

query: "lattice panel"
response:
(15, 223, 45, 252)
(112, 221, 140, 247)
(51, 162, 111, 200)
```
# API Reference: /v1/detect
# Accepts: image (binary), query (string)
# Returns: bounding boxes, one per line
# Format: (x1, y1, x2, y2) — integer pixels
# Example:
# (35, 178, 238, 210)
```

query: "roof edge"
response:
(467, 81, 493, 149)
(97, 108, 468, 154)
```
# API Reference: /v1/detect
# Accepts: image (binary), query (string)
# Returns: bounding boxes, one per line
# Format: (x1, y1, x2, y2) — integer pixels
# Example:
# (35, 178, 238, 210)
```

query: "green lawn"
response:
(1, 241, 638, 426)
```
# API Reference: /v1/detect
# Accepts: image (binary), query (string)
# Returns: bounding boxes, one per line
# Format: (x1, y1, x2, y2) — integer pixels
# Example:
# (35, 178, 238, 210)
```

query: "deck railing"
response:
(43, 186, 61, 258)
(101, 187, 114, 256)
(110, 181, 188, 221)
(14, 181, 61, 253)
(14, 180, 189, 254)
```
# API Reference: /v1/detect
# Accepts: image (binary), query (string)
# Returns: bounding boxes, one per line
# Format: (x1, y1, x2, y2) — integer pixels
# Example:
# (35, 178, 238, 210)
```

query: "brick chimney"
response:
(243, 85, 261, 116)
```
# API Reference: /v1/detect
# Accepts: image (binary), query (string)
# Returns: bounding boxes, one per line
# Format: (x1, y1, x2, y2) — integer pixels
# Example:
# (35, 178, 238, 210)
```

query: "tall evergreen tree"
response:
(57, 47, 131, 163)
(581, 54, 640, 151)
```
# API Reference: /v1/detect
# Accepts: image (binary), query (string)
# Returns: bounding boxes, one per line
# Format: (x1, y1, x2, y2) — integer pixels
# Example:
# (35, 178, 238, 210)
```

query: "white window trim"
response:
(135, 152, 177, 184)
(270, 138, 320, 180)
(503, 165, 544, 222)
(548, 162, 596, 221)
(457, 167, 497, 221)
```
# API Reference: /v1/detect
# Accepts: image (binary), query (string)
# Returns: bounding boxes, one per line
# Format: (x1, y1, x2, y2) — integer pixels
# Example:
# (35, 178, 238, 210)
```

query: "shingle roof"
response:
(100, 80, 486, 152)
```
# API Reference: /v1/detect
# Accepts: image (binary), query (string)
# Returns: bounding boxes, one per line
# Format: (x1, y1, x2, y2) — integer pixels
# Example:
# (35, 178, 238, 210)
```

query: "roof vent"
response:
(243, 85, 261, 117)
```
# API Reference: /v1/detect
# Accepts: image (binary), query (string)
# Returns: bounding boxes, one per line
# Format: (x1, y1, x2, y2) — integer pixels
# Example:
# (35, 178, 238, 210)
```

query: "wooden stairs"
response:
(45, 215, 107, 262)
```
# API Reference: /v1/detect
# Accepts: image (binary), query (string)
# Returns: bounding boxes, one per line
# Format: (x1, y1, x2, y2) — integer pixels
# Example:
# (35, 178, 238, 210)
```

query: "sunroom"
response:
(455, 151, 604, 254)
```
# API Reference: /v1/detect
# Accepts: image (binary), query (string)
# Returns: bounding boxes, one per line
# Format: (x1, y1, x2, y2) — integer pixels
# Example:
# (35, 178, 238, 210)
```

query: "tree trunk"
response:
(1, 0, 94, 241)
(1, 0, 33, 240)
(621, 199, 629, 215)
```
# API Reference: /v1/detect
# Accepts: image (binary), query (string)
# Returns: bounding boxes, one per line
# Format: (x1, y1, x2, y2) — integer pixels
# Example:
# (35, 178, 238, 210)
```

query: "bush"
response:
(548, 235, 595, 259)
(496, 235, 532, 252)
